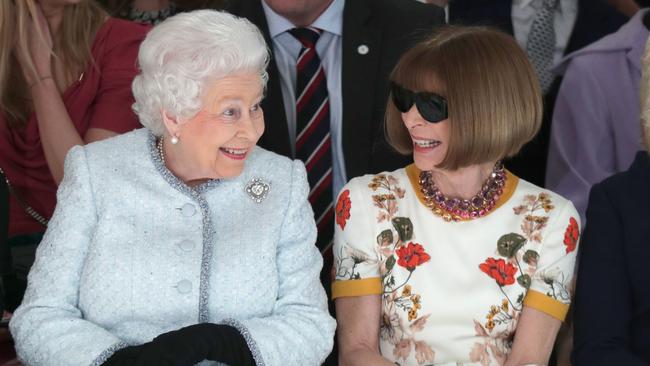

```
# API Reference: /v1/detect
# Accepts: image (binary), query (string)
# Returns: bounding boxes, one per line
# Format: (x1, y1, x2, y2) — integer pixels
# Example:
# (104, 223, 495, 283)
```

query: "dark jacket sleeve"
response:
(572, 183, 649, 366)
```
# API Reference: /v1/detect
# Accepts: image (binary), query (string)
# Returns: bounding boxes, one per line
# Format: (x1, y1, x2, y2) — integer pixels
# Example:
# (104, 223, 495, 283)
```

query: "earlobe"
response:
(161, 109, 181, 138)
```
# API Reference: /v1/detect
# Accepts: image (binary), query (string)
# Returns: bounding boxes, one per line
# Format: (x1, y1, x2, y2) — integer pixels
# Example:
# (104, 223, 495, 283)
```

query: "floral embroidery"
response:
(336, 189, 352, 230)
(563, 217, 579, 254)
(470, 193, 558, 363)
(479, 258, 517, 286)
(335, 245, 376, 280)
(512, 193, 553, 243)
(537, 269, 571, 302)
(397, 242, 431, 271)
(470, 319, 512, 366)
(361, 174, 435, 364)
(369, 174, 406, 222)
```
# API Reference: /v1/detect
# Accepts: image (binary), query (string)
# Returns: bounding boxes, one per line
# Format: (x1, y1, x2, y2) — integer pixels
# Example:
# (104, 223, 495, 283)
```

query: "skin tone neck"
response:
(428, 160, 497, 200)
(265, 0, 334, 27)
(38, 2, 66, 37)
(160, 132, 217, 185)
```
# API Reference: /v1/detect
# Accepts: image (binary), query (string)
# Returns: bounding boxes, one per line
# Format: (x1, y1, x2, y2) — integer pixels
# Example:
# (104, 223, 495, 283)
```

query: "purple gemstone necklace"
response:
(418, 162, 506, 222)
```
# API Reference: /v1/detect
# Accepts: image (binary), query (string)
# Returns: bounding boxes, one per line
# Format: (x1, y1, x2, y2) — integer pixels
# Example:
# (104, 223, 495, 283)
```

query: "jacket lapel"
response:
(341, 0, 382, 178)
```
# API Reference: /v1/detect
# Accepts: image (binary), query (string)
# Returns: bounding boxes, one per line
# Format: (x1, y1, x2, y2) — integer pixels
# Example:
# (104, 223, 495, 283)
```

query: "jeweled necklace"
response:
(418, 162, 506, 222)
(157, 137, 166, 165)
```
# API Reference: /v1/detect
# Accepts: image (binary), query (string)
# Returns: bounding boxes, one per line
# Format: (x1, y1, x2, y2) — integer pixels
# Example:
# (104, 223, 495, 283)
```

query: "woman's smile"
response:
(411, 136, 442, 152)
(219, 146, 250, 160)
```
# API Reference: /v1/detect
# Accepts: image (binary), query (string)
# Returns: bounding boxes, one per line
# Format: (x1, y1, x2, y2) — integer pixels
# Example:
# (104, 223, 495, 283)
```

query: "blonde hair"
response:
(0, 0, 106, 127)
(385, 26, 543, 171)
(640, 36, 650, 152)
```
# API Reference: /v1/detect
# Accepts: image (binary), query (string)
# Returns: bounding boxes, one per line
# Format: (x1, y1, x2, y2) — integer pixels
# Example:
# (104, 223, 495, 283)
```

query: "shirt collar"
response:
(514, 0, 577, 12)
(262, 0, 344, 38)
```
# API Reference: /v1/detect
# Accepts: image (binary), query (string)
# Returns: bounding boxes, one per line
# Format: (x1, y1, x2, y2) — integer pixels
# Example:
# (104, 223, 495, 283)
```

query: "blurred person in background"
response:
(448, 0, 627, 188)
(547, 1, 650, 223)
(0, 0, 148, 311)
(572, 34, 650, 366)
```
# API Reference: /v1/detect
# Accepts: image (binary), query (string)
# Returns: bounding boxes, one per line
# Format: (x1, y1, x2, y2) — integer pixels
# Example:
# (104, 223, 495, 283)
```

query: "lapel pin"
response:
(357, 44, 369, 55)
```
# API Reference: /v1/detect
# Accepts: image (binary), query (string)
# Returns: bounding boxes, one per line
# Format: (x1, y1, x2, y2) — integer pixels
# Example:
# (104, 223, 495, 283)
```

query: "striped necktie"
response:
(289, 27, 334, 252)
(526, 0, 559, 94)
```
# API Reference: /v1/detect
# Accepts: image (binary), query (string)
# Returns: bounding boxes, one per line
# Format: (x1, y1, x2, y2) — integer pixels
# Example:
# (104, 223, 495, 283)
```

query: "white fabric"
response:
(334, 167, 580, 365)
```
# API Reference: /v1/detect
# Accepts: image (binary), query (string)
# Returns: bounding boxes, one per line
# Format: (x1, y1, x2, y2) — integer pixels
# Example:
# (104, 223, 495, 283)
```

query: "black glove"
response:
(102, 345, 146, 365)
(104, 323, 256, 366)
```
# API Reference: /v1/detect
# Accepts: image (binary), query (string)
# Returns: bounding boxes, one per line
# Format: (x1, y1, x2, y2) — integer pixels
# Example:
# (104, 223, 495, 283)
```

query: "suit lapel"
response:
(230, 0, 292, 157)
(341, 0, 382, 178)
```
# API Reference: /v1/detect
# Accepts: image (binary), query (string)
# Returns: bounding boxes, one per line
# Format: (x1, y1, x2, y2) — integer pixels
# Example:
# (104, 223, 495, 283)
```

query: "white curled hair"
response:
(640, 36, 650, 152)
(132, 10, 270, 136)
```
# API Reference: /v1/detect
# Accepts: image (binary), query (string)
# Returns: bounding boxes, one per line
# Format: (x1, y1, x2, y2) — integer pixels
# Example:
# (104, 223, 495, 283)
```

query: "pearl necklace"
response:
(157, 137, 166, 165)
(418, 162, 506, 222)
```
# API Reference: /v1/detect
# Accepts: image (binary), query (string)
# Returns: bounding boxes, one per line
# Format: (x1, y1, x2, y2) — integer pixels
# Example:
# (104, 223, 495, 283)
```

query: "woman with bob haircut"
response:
(9, 10, 335, 365)
(332, 26, 580, 366)
(0, 0, 148, 309)
(572, 37, 650, 366)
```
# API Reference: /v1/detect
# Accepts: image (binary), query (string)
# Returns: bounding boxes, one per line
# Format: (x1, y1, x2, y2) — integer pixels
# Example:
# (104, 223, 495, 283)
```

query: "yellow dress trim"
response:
(405, 164, 519, 221)
(331, 277, 382, 299)
(523, 289, 569, 321)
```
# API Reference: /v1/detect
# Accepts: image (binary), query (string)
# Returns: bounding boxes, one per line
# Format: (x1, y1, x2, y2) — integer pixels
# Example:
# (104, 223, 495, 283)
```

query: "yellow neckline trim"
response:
(405, 164, 519, 221)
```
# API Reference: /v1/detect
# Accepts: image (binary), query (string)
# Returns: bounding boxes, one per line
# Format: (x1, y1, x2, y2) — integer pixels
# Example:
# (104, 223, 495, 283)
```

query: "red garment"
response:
(0, 18, 150, 237)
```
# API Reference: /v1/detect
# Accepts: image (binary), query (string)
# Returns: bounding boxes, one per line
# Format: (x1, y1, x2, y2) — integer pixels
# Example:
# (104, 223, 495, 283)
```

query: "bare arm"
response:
(336, 295, 394, 366)
(19, 6, 117, 184)
(505, 306, 561, 366)
(30, 80, 117, 184)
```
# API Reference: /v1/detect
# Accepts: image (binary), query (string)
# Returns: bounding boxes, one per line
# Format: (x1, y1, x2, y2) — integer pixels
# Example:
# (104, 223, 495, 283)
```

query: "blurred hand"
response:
(15, 3, 53, 85)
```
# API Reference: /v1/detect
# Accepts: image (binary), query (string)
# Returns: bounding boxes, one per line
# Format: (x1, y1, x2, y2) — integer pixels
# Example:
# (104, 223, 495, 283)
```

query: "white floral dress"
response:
(332, 165, 580, 366)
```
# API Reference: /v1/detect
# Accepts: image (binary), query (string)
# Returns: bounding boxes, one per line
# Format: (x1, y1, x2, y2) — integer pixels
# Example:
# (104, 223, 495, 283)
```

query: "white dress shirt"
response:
(262, 0, 347, 197)
(512, 0, 578, 65)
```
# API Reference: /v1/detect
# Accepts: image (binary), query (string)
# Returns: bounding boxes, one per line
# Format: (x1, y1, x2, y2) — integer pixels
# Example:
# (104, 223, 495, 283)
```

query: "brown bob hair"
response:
(385, 26, 543, 171)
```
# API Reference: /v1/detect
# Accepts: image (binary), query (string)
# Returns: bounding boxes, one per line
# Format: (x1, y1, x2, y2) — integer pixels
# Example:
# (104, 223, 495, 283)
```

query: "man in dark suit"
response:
(448, 0, 627, 187)
(226, 0, 444, 185)
(224, 0, 443, 297)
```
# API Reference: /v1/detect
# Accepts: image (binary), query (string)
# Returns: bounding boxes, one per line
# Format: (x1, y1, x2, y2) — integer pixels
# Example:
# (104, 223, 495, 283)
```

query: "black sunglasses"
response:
(390, 82, 448, 123)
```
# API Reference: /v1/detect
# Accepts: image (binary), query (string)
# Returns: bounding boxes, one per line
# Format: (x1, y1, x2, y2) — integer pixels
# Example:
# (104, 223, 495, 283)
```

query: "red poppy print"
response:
(563, 217, 579, 254)
(396, 242, 431, 271)
(336, 189, 352, 230)
(479, 257, 517, 286)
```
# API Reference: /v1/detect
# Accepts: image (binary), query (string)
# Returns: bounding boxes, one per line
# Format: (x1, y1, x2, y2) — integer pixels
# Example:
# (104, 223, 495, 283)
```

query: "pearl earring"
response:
(170, 135, 179, 144)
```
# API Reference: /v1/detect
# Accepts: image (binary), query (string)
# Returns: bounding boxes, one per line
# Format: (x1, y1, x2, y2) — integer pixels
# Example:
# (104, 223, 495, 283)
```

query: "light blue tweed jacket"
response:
(9, 129, 336, 366)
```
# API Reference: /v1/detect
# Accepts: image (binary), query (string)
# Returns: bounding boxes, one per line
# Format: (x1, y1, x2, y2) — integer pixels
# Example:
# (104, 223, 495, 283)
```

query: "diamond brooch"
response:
(245, 178, 270, 203)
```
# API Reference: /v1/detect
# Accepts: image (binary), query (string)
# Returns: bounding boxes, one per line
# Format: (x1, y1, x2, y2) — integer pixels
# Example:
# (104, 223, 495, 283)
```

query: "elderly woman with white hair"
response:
(572, 37, 650, 365)
(9, 9, 335, 366)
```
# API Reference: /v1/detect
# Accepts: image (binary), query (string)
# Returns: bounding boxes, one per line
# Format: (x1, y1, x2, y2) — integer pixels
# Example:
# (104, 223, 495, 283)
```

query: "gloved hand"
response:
(103, 323, 255, 366)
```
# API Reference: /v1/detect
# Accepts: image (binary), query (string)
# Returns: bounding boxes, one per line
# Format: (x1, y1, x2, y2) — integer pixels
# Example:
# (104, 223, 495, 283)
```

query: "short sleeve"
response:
(523, 199, 581, 321)
(88, 21, 149, 133)
(332, 179, 382, 299)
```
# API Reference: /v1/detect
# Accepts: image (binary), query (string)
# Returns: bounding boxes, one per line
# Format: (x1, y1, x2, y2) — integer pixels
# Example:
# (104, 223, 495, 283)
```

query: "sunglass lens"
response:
(416, 93, 448, 123)
(390, 83, 413, 113)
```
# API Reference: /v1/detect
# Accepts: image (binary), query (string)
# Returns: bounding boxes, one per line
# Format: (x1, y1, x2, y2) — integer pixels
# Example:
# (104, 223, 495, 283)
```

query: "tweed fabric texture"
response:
(9, 129, 335, 366)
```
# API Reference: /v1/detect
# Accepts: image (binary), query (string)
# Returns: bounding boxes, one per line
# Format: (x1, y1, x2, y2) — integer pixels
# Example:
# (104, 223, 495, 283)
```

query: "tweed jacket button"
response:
(176, 280, 192, 294)
(177, 240, 195, 251)
(180, 203, 196, 217)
